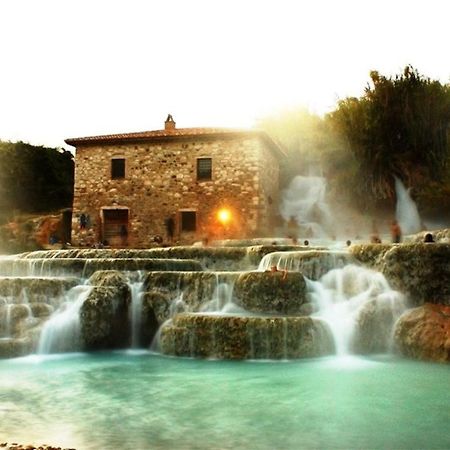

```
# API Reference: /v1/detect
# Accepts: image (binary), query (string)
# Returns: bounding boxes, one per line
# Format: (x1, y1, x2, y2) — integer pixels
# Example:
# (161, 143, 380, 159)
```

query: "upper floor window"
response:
(197, 158, 212, 181)
(111, 158, 125, 179)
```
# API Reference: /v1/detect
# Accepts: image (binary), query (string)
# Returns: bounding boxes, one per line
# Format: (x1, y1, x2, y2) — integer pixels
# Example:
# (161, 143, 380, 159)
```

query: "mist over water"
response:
(280, 175, 333, 238)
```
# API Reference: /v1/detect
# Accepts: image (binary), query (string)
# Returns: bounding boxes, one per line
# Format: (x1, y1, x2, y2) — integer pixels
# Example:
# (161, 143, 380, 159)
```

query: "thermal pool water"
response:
(1, 351, 449, 450)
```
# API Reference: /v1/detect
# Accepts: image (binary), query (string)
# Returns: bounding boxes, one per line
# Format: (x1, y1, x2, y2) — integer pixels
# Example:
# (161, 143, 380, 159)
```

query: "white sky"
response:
(0, 0, 449, 149)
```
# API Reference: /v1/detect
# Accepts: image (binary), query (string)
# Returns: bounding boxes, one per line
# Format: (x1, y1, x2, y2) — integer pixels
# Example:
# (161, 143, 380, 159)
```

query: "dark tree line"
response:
(0, 141, 74, 222)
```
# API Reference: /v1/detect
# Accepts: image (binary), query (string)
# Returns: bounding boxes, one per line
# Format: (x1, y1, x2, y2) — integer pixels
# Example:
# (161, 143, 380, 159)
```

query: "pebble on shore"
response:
(0, 443, 76, 450)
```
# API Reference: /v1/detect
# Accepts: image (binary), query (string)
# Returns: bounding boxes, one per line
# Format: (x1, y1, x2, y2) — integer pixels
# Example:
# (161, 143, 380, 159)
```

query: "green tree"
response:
(328, 66, 450, 201)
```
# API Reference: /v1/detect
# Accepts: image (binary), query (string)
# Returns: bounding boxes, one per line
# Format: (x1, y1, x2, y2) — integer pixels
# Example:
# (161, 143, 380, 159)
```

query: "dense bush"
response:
(0, 141, 74, 223)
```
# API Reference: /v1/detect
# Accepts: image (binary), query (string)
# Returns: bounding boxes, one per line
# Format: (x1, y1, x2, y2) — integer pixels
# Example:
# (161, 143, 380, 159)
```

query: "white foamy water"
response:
(38, 284, 93, 354)
(308, 264, 407, 355)
(200, 275, 244, 314)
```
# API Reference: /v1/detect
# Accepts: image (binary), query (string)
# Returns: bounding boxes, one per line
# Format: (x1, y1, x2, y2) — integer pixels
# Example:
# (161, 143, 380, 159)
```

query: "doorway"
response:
(102, 208, 129, 247)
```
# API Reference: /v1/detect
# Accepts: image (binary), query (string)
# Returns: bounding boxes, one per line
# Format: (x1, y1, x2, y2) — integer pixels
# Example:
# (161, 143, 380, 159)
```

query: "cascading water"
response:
(280, 175, 333, 238)
(125, 272, 146, 348)
(308, 264, 407, 355)
(257, 250, 351, 280)
(395, 176, 422, 235)
(38, 284, 92, 354)
(200, 274, 244, 314)
(0, 303, 13, 338)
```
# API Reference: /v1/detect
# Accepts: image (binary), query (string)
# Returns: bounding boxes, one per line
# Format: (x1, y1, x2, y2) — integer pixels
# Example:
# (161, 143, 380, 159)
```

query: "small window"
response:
(181, 211, 196, 232)
(197, 158, 212, 181)
(111, 158, 125, 179)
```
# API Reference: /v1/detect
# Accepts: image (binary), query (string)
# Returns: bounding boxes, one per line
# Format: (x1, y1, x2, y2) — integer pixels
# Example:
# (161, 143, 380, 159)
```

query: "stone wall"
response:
(72, 134, 280, 247)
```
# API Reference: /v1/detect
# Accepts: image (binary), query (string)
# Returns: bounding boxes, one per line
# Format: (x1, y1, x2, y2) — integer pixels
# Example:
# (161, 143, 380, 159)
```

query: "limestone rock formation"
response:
(233, 271, 307, 314)
(80, 271, 131, 349)
(159, 313, 335, 359)
(352, 296, 406, 354)
(258, 250, 353, 280)
(351, 243, 450, 306)
(394, 304, 450, 362)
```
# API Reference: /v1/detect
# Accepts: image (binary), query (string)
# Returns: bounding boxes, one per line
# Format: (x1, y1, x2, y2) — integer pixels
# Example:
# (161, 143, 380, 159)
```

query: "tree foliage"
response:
(0, 141, 74, 222)
(328, 66, 450, 200)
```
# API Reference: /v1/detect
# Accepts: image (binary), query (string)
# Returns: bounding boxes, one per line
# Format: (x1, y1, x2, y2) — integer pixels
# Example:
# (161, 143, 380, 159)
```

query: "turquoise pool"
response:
(1, 352, 449, 449)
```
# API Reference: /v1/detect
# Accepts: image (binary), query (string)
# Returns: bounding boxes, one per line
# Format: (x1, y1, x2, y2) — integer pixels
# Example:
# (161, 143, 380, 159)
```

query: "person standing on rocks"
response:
(390, 219, 402, 243)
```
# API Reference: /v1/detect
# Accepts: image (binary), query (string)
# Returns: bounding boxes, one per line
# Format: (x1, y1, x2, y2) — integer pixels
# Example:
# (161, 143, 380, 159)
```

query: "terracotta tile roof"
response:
(64, 128, 285, 154)
(65, 127, 286, 157)
(66, 127, 250, 145)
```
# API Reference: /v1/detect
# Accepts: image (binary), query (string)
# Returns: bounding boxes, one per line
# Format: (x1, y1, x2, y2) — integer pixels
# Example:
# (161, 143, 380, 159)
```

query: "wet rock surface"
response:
(352, 297, 406, 354)
(80, 279, 131, 350)
(394, 303, 450, 362)
(259, 250, 353, 280)
(0, 277, 79, 302)
(352, 243, 450, 306)
(159, 313, 335, 359)
(20, 245, 320, 270)
(233, 271, 307, 315)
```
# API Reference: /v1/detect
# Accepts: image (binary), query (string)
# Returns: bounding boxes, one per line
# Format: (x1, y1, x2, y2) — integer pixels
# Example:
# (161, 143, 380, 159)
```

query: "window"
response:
(181, 211, 196, 232)
(111, 158, 125, 179)
(197, 158, 212, 181)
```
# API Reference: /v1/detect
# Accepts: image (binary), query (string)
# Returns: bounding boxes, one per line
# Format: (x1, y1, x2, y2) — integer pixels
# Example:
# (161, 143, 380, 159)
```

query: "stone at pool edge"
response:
(394, 303, 450, 363)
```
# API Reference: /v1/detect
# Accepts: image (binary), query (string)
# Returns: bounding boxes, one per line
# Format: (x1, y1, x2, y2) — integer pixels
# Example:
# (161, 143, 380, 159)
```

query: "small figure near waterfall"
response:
(267, 264, 288, 280)
(79, 213, 87, 230)
(390, 220, 402, 243)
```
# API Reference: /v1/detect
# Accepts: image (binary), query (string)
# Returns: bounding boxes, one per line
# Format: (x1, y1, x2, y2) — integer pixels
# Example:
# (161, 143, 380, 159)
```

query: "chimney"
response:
(164, 114, 176, 131)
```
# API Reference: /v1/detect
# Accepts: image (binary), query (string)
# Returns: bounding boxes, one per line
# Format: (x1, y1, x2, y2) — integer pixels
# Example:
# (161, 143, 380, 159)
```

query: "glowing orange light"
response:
(217, 208, 231, 225)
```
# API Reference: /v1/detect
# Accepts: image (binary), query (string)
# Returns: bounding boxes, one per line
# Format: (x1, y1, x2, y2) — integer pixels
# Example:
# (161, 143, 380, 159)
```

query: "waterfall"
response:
(128, 275, 145, 348)
(280, 175, 333, 238)
(308, 264, 406, 355)
(200, 274, 244, 314)
(395, 177, 422, 235)
(38, 284, 92, 354)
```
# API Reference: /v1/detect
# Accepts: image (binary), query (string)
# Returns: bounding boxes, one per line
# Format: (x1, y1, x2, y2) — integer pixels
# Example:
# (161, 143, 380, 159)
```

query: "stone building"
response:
(65, 116, 284, 247)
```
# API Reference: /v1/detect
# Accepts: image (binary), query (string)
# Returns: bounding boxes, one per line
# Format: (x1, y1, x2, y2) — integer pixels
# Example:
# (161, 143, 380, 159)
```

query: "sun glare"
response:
(217, 208, 231, 225)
